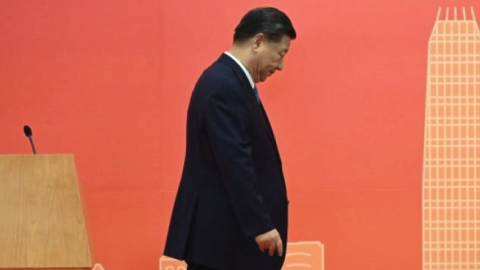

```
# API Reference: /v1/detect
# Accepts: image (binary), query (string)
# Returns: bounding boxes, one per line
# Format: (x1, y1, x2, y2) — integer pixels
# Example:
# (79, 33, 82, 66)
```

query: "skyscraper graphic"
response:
(424, 7, 480, 270)
(283, 242, 324, 270)
(159, 256, 187, 270)
(92, 264, 105, 270)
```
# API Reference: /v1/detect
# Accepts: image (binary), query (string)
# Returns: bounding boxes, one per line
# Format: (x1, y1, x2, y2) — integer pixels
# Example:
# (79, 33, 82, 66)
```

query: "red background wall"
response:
(0, 0, 477, 269)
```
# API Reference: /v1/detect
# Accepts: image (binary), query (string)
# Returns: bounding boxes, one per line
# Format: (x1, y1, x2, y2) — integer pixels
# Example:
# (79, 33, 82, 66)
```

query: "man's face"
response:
(253, 35, 291, 83)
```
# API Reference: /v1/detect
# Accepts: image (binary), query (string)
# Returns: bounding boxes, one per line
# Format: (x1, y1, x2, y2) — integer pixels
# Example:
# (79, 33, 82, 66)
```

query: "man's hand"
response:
(254, 229, 283, 256)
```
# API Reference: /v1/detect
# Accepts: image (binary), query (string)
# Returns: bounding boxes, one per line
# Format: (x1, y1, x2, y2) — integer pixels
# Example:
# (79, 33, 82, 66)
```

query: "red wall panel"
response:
(0, 0, 478, 269)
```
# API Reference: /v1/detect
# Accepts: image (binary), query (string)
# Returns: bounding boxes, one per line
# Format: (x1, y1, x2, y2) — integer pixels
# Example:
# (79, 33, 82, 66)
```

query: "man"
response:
(164, 7, 296, 270)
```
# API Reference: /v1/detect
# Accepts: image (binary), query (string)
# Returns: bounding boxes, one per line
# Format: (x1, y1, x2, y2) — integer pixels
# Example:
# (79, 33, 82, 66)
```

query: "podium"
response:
(0, 155, 92, 270)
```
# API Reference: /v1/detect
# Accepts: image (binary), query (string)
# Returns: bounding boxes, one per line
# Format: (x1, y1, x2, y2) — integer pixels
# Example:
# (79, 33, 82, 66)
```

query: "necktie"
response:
(253, 85, 260, 103)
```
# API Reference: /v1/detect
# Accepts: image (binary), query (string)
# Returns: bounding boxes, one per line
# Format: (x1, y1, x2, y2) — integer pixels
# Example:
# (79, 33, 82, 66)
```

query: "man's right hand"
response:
(254, 229, 283, 257)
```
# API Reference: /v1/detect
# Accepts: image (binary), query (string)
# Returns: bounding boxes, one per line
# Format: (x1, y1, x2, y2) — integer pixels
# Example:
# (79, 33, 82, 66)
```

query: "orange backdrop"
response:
(0, 0, 478, 269)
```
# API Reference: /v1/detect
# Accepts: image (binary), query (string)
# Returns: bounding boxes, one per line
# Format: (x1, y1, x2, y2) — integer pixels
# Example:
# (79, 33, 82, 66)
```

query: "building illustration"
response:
(283, 242, 324, 269)
(423, 7, 480, 270)
(159, 256, 187, 270)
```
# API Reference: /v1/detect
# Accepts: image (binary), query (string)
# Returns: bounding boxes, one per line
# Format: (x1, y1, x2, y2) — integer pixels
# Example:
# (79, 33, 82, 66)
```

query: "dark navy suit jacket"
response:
(164, 54, 288, 270)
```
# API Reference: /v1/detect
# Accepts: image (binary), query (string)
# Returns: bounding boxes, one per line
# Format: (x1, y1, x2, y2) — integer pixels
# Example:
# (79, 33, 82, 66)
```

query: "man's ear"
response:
(252, 33, 266, 52)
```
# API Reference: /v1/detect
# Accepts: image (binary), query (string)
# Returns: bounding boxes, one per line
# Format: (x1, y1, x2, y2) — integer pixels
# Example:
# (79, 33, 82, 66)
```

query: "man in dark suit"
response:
(164, 7, 296, 270)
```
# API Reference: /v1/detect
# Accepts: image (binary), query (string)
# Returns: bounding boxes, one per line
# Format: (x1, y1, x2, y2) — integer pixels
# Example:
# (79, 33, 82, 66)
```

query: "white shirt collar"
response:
(224, 51, 255, 89)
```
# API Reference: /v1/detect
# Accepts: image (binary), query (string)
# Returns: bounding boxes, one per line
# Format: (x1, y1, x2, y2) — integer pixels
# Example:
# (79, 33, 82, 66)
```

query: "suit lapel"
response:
(217, 54, 283, 166)
(258, 101, 283, 167)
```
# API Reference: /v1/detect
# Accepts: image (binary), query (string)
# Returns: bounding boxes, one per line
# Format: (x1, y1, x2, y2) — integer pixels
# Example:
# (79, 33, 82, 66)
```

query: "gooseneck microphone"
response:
(23, 125, 37, 155)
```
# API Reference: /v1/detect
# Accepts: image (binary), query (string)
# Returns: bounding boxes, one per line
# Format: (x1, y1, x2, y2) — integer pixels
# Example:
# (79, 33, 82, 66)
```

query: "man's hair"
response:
(233, 7, 297, 43)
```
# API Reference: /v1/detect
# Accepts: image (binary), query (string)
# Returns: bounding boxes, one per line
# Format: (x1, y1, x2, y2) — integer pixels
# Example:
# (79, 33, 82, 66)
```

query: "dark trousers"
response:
(187, 264, 218, 270)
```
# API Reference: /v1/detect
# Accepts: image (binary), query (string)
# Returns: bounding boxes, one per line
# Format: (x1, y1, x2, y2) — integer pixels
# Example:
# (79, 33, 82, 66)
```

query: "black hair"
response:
(233, 7, 296, 43)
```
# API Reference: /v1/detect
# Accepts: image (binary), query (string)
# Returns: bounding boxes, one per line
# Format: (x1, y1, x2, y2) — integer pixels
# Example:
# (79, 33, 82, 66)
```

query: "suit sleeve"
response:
(205, 83, 275, 238)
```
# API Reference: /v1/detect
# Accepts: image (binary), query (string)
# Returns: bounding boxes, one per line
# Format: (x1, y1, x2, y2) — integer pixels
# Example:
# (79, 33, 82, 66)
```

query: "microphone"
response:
(23, 125, 37, 155)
